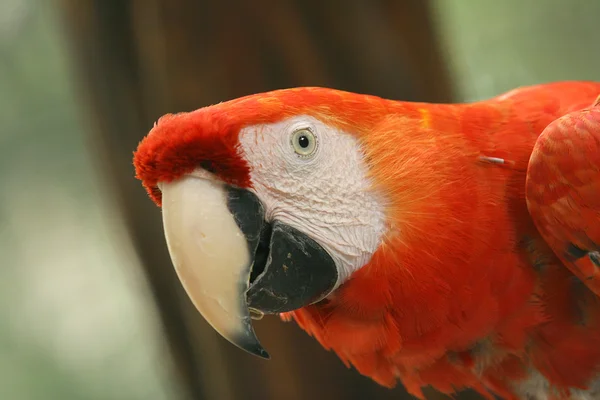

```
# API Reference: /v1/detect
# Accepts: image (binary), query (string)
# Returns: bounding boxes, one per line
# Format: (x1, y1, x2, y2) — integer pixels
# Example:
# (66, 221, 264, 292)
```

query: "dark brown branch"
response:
(56, 1, 470, 399)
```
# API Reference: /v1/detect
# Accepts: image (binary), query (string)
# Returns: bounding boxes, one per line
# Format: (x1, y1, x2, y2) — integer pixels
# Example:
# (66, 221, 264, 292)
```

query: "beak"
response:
(160, 175, 338, 359)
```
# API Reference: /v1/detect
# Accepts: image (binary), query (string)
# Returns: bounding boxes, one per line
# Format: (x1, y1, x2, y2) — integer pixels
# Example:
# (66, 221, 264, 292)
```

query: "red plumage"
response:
(280, 82, 600, 399)
(134, 81, 600, 399)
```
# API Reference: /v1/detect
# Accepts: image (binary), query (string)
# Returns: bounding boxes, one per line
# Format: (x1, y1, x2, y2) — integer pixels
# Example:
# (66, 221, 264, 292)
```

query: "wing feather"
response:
(526, 97, 600, 296)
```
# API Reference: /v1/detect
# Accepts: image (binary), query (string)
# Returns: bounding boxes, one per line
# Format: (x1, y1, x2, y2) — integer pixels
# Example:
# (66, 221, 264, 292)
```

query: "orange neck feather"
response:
(282, 81, 600, 399)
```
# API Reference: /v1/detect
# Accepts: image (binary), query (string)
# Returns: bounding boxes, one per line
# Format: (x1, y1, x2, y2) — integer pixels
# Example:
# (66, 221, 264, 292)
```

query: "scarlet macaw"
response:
(134, 81, 600, 400)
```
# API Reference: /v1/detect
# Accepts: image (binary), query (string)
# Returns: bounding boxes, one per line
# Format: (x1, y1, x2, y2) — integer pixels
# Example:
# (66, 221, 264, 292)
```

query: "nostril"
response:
(200, 161, 217, 174)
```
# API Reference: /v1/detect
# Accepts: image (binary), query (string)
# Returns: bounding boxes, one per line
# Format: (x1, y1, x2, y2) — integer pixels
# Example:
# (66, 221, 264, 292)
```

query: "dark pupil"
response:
(298, 135, 310, 148)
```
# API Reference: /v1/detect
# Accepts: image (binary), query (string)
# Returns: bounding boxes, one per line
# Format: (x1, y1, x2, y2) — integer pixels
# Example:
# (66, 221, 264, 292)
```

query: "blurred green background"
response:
(1, 1, 598, 399)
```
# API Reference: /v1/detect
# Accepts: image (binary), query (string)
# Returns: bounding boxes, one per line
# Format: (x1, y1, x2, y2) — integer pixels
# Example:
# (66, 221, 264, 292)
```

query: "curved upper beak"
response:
(160, 175, 338, 359)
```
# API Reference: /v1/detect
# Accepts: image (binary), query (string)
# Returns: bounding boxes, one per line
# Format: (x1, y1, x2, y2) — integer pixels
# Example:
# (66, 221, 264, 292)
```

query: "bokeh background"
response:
(2, 1, 599, 399)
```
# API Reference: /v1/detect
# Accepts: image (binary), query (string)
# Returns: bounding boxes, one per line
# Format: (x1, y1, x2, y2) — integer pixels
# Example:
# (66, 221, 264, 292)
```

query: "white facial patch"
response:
(238, 115, 387, 288)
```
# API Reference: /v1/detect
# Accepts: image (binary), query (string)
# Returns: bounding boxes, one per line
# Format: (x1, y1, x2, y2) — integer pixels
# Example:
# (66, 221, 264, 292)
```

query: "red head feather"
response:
(133, 87, 401, 205)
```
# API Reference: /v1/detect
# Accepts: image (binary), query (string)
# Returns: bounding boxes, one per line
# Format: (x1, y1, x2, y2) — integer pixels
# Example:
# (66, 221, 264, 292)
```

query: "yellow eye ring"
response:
(291, 128, 318, 157)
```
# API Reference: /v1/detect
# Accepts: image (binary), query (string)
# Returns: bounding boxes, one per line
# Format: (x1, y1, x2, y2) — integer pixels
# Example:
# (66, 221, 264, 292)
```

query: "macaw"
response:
(133, 81, 600, 400)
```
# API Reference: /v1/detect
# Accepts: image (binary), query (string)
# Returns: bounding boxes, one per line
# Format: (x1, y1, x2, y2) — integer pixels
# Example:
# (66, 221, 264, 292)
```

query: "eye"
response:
(291, 128, 318, 157)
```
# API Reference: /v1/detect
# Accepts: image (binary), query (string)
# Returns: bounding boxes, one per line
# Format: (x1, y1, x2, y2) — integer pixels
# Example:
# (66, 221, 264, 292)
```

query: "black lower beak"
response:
(226, 186, 338, 351)
(246, 221, 338, 313)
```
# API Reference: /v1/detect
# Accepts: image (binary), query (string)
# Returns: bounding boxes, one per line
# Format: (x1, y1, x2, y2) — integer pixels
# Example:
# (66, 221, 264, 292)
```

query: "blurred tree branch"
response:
(57, 1, 476, 399)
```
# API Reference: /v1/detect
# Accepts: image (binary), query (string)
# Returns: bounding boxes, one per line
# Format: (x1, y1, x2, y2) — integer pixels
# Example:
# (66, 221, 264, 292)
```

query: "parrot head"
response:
(134, 88, 393, 358)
